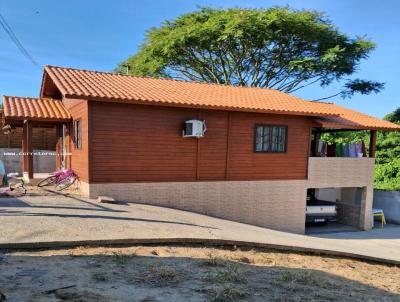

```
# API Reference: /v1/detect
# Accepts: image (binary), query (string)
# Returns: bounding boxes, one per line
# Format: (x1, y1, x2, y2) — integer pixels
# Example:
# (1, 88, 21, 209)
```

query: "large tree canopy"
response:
(375, 116, 400, 190)
(118, 7, 383, 100)
(376, 107, 400, 165)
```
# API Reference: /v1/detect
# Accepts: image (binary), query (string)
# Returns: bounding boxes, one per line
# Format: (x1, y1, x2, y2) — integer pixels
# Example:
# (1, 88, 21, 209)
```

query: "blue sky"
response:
(0, 0, 398, 118)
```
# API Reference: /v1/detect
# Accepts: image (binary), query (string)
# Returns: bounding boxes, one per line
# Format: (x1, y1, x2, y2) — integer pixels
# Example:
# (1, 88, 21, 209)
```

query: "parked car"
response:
(306, 189, 337, 224)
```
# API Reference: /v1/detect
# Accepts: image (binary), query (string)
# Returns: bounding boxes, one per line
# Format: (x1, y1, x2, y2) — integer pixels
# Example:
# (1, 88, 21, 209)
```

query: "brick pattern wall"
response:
(83, 179, 308, 234)
(308, 157, 374, 188)
(336, 202, 361, 227)
(308, 158, 374, 230)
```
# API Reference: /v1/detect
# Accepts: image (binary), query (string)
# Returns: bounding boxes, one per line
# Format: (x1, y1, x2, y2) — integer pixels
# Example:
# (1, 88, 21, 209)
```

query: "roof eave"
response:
(63, 93, 340, 118)
(313, 120, 400, 131)
(3, 116, 71, 125)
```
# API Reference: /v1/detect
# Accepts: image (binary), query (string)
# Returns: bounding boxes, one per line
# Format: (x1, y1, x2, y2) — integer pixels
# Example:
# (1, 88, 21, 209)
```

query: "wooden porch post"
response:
(22, 120, 33, 180)
(369, 130, 377, 158)
(314, 131, 321, 156)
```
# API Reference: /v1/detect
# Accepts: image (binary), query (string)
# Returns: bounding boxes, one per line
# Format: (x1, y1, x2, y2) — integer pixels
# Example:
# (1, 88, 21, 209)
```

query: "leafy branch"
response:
(117, 7, 384, 100)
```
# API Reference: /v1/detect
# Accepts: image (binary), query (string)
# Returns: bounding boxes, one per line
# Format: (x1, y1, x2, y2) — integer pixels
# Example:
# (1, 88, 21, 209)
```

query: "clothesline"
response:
(316, 139, 367, 158)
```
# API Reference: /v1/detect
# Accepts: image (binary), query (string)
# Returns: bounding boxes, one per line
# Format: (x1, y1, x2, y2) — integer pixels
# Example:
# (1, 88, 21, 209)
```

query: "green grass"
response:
(204, 264, 246, 284)
(204, 252, 225, 267)
(278, 270, 318, 285)
(135, 265, 177, 287)
(209, 286, 246, 302)
(112, 252, 126, 266)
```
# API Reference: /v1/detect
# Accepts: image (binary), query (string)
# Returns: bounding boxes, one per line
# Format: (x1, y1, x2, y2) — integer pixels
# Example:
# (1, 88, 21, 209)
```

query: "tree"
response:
(375, 107, 400, 190)
(118, 7, 384, 100)
(383, 107, 400, 123)
(376, 107, 400, 165)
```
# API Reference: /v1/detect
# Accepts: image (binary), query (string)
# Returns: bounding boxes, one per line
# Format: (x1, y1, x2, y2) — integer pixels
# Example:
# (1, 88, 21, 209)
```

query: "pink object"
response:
(51, 169, 74, 181)
(0, 187, 10, 194)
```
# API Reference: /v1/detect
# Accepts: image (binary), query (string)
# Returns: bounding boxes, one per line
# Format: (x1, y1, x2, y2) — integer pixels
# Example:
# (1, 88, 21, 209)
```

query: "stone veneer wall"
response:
(78, 158, 375, 233)
(82, 180, 308, 234)
(308, 158, 375, 230)
(308, 158, 375, 188)
(336, 201, 361, 227)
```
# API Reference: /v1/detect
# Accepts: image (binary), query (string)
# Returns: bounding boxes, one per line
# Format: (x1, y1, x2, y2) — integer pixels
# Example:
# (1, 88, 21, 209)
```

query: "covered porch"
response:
(1, 96, 71, 182)
(307, 107, 398, 232)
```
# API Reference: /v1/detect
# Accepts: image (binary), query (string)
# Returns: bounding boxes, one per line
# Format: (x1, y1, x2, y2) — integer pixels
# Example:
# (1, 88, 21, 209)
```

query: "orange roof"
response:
(2, 96, 71, 122)
(42, 65, 338, 117)
(313, 103, 400, 131)
(41, 65, 399, 131)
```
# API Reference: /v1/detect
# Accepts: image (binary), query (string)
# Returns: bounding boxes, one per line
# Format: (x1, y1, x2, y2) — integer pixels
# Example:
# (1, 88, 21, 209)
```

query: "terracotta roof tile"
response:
(42, 65, 400, 131)
(313, 103, 400, 131)
(43, 65, 339, 117)
(2, 96, 71, 122)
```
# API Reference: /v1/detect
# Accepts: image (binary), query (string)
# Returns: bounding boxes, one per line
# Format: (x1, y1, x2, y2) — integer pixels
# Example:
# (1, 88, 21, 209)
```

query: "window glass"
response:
(278, 127, 286, 152)
(74, 120, 82, 149)
(255, 126, 263, 151)
(255, 125, 287, 153)
(271, 127, 278, 151)
(263, 127, 270, 152)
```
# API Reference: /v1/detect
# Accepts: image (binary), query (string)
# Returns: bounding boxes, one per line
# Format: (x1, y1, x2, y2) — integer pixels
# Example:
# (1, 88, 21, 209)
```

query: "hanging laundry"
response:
(318, 139, 324, 154)
(316, 138, 327, 157)
(336, 144, 343, 157)
(322, 141, 327, 156)
(349, 143, 357, 157)
(355, 142, 363, 157)
(361, 141, 366, 157)
(343, 144, 350, 157)
(327, 144, 336, 157)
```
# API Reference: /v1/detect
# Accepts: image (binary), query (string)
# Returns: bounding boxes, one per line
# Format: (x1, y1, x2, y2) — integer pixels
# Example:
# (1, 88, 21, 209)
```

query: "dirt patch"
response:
(24, 184, 81, 196)
(0, 245, 399, 301)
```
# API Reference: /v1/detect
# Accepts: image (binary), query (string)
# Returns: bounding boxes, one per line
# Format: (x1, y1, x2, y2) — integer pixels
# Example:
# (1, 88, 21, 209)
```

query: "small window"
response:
(73, 119, 82, 149)
(254, 125, 287, 153)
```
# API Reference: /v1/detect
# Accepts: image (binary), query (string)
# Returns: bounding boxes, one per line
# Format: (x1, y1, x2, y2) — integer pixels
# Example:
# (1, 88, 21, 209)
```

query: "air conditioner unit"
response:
(183, 120, 207, 138)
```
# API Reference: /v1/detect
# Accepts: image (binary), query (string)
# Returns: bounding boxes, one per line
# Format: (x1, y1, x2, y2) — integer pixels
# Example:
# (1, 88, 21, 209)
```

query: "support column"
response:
(22, 120, 33, 181)
(369, 130, 377, 158)
(314, 131, 321, 156)
(360, 186, 374, 230)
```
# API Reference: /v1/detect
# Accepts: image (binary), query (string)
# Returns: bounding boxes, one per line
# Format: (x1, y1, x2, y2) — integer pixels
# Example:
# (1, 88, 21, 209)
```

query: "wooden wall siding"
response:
(198, 110, 229, 180)
(65, 100, 89, 182)
(62, 98, 87, 110)
(0, 127, 57, 150)
(89, 102, 312, 183)
(40, 73, 62, 99)
(90, 103, 198, 183)
(228, 112, 312, 180)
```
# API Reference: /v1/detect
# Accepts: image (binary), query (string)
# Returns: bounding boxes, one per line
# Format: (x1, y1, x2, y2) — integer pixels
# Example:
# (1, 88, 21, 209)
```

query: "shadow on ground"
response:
(0, 192, 218, 230)
(0, 246, 399, 302)
(308, 223, 400, 240)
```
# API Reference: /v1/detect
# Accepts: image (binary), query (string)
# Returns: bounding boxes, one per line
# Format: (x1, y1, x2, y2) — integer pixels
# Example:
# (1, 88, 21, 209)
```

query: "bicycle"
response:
(0, 172, 26, 197)
(38, 168, 79, 191)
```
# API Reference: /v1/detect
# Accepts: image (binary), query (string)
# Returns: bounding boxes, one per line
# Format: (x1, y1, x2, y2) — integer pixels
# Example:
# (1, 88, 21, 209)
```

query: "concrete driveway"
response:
(0, 190, 399, 264)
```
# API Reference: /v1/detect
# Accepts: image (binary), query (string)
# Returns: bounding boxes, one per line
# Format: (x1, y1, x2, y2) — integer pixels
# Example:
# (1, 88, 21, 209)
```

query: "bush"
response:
(374, 159, 400, 191)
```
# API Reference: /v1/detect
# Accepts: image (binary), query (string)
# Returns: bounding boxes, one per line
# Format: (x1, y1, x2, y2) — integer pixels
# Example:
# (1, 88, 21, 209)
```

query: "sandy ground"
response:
(0, 245, 399, 302)
(2, 187, 400, 265)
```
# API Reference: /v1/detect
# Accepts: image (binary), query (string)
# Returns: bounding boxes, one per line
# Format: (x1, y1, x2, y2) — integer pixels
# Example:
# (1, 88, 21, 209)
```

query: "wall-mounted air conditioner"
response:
(182, 120, 207, 138)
